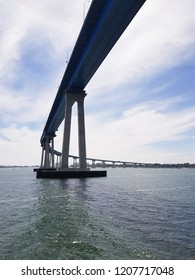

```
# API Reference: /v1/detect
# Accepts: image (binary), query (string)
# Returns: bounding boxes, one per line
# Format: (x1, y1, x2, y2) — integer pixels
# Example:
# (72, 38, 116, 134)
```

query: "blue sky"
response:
(0, 0, 195, 165)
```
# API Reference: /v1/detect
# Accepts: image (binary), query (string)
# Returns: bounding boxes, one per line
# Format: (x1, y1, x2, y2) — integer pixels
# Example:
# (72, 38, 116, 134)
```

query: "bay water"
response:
(0, 167, 194, 259)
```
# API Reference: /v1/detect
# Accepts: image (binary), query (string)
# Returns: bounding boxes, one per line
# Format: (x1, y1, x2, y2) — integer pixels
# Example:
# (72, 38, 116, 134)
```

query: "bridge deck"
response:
(41, 0, 146, 144)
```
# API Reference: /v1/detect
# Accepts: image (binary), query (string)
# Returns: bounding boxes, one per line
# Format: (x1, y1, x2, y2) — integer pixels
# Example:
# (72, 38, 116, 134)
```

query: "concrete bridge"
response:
(40, 149, 148, 169)
(36, 0, 146, 178)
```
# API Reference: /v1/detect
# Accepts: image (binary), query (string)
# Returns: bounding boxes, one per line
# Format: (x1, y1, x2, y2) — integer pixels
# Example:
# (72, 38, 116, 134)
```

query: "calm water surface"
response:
(0, 167, 194, 259)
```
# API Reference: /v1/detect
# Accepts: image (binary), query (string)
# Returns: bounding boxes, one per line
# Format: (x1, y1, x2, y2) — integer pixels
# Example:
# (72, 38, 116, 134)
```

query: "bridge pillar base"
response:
(59, 167, 90, 171)
(36, 169, 107, 179)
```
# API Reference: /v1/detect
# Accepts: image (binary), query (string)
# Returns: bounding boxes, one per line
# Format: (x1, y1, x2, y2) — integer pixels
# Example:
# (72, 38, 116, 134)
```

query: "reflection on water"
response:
(0, 168, 195, 259)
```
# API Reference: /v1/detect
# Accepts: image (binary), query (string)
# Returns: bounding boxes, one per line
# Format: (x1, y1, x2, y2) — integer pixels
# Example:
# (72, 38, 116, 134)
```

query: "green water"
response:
(0, 167, 194, 259)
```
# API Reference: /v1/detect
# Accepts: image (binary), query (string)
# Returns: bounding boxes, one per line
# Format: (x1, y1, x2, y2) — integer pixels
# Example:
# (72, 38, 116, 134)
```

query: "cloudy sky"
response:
(0, 0, 195, 165)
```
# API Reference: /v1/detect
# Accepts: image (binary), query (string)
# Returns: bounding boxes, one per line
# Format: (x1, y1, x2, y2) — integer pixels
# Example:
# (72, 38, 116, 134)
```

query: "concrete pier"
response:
(37, 90, 108, 179)
(36, 169, 107, 178)
(61, 90, 87, 169)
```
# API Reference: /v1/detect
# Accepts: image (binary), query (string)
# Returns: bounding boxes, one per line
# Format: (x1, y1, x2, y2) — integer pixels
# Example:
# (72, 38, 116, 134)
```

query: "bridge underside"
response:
(41, 0, 146, 143)
(37, 0, 146, 178)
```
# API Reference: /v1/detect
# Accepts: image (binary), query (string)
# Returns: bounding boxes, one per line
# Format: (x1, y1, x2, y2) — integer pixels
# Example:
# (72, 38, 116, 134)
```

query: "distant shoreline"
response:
(1, 163, 195, 169)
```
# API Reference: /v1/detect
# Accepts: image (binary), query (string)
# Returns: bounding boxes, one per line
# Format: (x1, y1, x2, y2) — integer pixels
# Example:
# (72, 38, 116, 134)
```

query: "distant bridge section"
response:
(47, 149, 153, 169)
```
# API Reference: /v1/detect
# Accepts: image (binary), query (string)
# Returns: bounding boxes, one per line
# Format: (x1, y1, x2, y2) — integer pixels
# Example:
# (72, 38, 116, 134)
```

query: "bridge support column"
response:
(40, 135, 56, 169)
(40, 146, 45, 168)
(92, 160, 96, 168)
(77, 92, 87, 169)
(56, 155, 59, 168)
(73, 157, 78, 168)
(44, 136, 50, 168)
(61, 93, 75, 168)
(51, 137, 55, 168)
(61, 90, 88, 170)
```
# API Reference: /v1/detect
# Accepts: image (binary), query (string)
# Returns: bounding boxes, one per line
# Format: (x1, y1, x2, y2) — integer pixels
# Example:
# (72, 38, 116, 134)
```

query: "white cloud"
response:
(87, 0, 195, 92)
(85, 98, 195, 163)
(0, 90, 29, 113)
(0, 0, 83, 86)
(0, 84, 56, 125)
(0, 124, 41, 165)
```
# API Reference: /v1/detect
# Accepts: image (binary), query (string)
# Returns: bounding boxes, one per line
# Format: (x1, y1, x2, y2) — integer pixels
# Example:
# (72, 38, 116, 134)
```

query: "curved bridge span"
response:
(39, 0, 146, 175)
